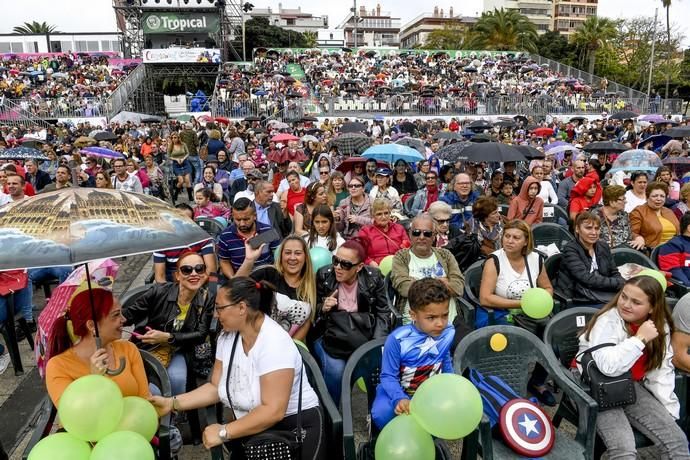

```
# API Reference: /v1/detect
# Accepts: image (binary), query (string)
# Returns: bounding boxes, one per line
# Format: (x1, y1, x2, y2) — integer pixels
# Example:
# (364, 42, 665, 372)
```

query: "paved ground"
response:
(1, 253, 662, 459)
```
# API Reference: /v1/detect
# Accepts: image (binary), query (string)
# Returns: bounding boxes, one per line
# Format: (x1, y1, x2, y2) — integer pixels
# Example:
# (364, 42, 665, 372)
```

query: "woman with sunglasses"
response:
(149, 277, 325, 458)
(312, 240, 391, 402)
(294, 181, 330, 236)
(95, 170, 113, 189)
(335, 175, 373, 239)
(409, 170, 441, 216)
(124, 251, 215, 395)
(357, 199, 410, 267)
(167, 131, 194, 202)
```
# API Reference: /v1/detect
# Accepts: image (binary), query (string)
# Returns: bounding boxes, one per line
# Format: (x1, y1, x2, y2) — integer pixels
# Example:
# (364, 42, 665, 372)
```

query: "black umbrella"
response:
(341, 122, 368, 134)
(513, 115, 529, 125)
(582, 141, 629, 153)
(459, 142, 526, 163)
(467, 119, 494, 131)
(93, 131, 119, 142)
(395, 137, 426, 154)
(610, 111, 639, 120)
(470, 133, 497, 143)
(514, 145, 545, 159)
(399, 122, 417, 134)
(436, 142, 471, 162)
(300, 116, 318, 122)
(141, 117, 161, 124)
(306, 128, 324, 134)
(665, 127, 690, 138)
(495, 120, 517, 129)
(243, 115, 262, 122)
(569, 116, 587, 123)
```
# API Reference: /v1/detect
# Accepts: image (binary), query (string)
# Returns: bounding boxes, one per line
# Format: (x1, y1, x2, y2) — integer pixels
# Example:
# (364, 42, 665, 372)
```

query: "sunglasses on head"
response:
(179, 264, 206, 276)
(411, 229, 434, 238)
(332, 255, 357, 270)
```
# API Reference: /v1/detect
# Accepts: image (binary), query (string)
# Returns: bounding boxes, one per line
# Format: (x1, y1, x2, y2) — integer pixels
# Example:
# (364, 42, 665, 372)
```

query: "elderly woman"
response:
(672, 183, 690, 220)
(312, 240, 391, 402)
(336, 175, 373, 239)
(124, 251, 215, 395)
(46, 287, 149, 406)
(471, 196, 504, 256)
(428, 201, 462, 249)
(592, 185, 645, 249)
(358, 198, 410, 267)
(557, 212, 625, 307)
(630, 181, 680, 249)
(369, 168, 402, 213)
(409, 169, 441, 216)
(150, 277, 325, 458)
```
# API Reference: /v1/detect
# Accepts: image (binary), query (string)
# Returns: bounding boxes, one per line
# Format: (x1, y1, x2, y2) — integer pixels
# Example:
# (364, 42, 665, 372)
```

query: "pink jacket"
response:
(357, 223, 410, 265)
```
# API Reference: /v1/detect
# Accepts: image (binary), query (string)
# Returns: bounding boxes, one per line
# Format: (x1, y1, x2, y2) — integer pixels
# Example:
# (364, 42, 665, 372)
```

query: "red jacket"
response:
(357, 222, 410, 265)
(569, 171, 602, 217)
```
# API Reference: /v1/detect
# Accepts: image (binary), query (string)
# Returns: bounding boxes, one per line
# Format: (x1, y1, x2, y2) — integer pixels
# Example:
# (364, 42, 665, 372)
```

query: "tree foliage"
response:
(534, 31, 576, 65)
(242, 17, 310, 59)
(12, 21, 59, 34)
(571, 16, 618, 74)
(465, 8, 538, 52)
(423, 22, 467, 50)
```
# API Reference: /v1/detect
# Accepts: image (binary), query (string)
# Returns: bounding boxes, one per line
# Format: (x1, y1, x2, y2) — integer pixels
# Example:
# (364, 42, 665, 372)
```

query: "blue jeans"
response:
(313, 338, 347, 404)
(189, 156, 203, 184)
(27, 267, 72, 322)
(0, 287, 31, 323)
(167, 353, 187, 396)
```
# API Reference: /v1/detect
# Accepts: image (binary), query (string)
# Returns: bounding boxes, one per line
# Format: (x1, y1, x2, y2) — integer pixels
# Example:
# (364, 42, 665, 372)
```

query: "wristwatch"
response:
(219, 425, 230, 442)
(636, 335, 648, 345)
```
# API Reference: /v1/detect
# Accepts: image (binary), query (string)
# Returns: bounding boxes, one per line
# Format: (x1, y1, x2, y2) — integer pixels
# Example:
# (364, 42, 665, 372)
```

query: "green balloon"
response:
(356, 377, 367, 393)
(410, 374, 483, 439)
(115, 397, 159, 441)
(58, 375, 124, 442)
(375, 415, 435, 460)
(28, 433, 91, 460)
(379, 255, 394, 276)
(90, 431, 155, 460)
(635, 269, 667, 292)
(309, 246, 332, 273)
(520, 287, 554, 319)
(294, 339, 308, 351)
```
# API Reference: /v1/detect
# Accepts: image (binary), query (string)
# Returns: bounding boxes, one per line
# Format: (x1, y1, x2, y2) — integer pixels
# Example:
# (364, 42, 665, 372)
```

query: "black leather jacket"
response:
(313, 265, 391, 339)
(123, 282, 215, 350)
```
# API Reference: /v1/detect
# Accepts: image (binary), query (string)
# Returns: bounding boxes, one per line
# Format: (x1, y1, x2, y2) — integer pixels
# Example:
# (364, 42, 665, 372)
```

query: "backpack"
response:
(468, 368, 537, 428)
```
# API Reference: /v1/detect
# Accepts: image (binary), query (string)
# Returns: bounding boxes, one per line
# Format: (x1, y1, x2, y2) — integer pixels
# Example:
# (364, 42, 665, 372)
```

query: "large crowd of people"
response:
(3, 99, 690, 459)
(0, 53, 138, 118)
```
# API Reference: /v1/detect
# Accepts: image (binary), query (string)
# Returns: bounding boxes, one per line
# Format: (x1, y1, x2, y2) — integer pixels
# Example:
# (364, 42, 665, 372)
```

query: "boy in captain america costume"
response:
(371, 278, 455, 429)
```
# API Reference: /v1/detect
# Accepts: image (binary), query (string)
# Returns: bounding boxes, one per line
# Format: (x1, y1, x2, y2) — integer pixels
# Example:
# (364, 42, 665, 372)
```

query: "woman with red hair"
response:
(45, 287, 149, 406)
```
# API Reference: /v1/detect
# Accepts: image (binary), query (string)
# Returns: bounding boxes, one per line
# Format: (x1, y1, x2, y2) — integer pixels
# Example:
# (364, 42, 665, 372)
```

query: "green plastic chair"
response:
(532, 222, 575, 253)
(454, 325, 598, 460)
(340, 339, 451, 460)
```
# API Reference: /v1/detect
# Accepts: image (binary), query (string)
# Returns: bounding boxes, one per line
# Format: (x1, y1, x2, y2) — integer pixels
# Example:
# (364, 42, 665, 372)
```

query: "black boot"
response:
(15, 320, 36, 342)
(187, 187, 193, 202)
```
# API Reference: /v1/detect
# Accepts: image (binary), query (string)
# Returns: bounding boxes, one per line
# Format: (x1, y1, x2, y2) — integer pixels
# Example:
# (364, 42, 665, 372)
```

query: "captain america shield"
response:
(499, 399, 555, 457)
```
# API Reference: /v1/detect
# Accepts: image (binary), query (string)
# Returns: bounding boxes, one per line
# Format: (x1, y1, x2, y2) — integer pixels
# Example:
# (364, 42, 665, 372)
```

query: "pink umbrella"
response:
(36, 259, 119, 377)
(271, 133, 300, 143)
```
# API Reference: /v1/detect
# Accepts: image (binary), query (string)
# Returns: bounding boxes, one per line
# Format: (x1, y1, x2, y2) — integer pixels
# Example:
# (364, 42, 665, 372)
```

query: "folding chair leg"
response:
(17, 318, 35, 351)
(6, 293, 24, 376)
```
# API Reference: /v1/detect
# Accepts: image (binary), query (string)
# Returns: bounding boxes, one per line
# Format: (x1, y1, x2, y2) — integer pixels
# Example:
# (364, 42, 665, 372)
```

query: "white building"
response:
(483, 0, 554, 33)
(249, 4, 328, 33)
(317, 29, 345, 47)
(0, 33, 121, 54)
(399, 7, 478, 49)
(337, 3, 401, 48)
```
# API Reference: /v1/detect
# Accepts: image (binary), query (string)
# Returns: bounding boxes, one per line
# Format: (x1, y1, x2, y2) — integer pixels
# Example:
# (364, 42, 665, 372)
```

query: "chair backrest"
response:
(532, 222, 575, 251)
(543, 307, 599, 368)
(119, 285, 150, 312)
(544, 253, 562, 281)
(463, 260, 484, 306)
(140, 349, 172, 397)
(403, 195, 415, 217)
(454, 325, 558, 398)
(650, 245, 662, 266)
(542, 204, 568, 224)
(195, 217, 226, 238)
(611, 247, 657, 269)
(498, 204, 509, 216)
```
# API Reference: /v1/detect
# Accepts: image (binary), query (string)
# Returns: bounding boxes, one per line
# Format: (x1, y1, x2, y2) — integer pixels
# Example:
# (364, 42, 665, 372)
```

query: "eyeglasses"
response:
(434, 218, 450, 224)
(411, 229, 434, 238)
(425, 176, 437, 181)
(214, 302, 238, 314)
(179, 264, 206, 276)
(320, 170, 329, 175)
(332, 255, 358, 270)
(348, 183, 363, 189)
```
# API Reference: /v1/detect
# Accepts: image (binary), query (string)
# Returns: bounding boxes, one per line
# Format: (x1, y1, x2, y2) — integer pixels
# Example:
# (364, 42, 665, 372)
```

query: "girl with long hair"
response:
(306, 205, 345, 253)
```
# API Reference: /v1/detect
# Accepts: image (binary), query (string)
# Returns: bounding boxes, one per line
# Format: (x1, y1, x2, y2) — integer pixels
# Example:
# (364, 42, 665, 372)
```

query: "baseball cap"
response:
(375, 167, 393, 176)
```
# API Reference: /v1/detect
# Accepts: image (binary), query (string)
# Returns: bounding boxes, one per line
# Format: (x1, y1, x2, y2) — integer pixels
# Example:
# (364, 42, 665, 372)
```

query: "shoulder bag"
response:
(224, 334, 304, 460)
(510, 255, 551, 336)
(575, 342, 636, 411)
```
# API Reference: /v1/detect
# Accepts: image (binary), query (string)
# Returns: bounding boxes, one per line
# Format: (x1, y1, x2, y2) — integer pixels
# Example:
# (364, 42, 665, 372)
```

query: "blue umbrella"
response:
(639, 134, 672, 151)
(362, 144, 424, 164)
(609, 149, 663, 173)
(80, 146, 126, 160)
(0, 146, 49, 161)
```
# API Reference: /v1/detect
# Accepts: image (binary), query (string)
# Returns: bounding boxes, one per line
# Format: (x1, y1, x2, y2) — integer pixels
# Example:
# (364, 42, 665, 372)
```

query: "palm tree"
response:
(12, 21, 59, 34)
(302, 31, 317, 48)
(571, 17, 618, 75)
(467, 8, 538, 52)
(661, 0, 671, 98)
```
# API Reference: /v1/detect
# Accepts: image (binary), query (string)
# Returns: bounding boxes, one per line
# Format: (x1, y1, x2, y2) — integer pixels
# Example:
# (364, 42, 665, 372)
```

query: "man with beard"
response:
(233, 169, 261, 202)
(557, 159, 586, 209)
(217, 198, 280, 278)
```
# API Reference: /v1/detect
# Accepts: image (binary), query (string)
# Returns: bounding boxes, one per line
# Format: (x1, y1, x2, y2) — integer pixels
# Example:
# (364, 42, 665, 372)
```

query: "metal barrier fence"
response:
(3, 97, 113, 119)
(0, 98, 54, 129)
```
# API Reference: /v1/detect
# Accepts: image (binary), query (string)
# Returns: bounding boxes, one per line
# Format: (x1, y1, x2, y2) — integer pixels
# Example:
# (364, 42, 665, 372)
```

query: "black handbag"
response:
(576, 343, 636, 411)
(321, 310, 375, 359)
(224, 334, 304, 460)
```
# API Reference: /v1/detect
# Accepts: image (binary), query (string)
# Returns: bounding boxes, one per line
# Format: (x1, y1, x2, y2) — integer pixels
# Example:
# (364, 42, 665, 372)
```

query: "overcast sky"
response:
(0, 0, 687, 45)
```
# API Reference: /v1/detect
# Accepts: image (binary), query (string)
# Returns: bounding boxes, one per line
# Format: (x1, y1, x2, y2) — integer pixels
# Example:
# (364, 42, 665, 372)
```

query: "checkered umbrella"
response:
(328, 133, 373, 156)
(436, 142, 471, 162)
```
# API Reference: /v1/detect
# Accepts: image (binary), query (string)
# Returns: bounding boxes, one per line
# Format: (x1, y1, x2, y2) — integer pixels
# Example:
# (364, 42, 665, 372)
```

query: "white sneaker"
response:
(0, 353, 10, 375)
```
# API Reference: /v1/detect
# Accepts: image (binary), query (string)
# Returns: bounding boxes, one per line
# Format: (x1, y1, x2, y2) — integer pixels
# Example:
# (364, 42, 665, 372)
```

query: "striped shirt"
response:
(217, 222, 279, 270)
(153, 239, 215, 281)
